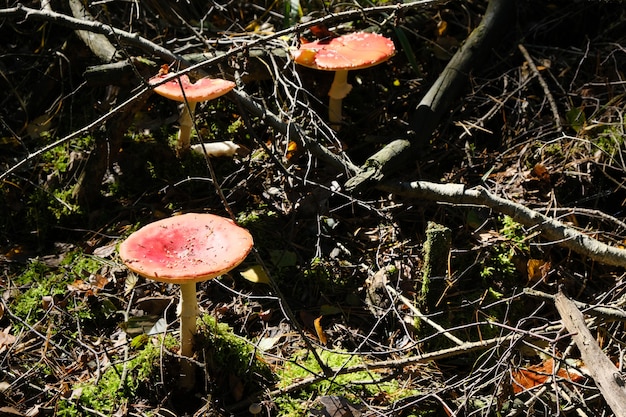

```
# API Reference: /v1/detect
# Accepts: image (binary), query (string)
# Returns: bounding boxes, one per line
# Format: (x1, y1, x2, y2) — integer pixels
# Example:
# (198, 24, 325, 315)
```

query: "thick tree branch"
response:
(1, 4, 184, 63)
(68, 0, 120, 62)
(379, 180, 626, 268)
(555, 292, 626, 417)
(345, 0, 514, 192)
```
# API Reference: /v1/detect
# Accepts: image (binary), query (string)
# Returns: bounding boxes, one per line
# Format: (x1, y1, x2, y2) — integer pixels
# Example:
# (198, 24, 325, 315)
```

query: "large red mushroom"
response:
(149, 71, 235, 157)
(292, 31, 395, 129)
(119, 213, 253, 390)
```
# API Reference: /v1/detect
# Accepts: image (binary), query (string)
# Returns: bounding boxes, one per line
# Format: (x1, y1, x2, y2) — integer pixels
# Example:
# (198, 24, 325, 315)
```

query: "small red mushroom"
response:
(119, 213, 253, 390)
(292, 32, 395, 129)
(149, 72, 235, 156)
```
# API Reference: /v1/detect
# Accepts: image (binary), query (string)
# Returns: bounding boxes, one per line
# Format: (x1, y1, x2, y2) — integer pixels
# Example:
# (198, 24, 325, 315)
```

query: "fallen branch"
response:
(379, 180, 626, 268)
(345, 0, 514, 192)
(555, 292, 626, 417)
(68, 0, 120, 62)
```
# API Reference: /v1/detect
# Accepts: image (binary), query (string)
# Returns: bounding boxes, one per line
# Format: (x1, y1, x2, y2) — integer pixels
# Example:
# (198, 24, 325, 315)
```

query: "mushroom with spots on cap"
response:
(149, 69, 235, 157)
(292, 31, 395, 129)
(119, 213, 253, 390)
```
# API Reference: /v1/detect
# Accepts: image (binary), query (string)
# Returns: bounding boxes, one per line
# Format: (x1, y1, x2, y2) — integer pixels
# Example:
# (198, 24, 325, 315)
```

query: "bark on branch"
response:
(555, 292, 626, 417)
(379, 180, 626, 268)
(345, 0, 514, 192)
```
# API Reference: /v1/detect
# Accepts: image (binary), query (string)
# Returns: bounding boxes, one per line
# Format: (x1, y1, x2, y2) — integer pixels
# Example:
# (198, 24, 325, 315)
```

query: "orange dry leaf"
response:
(531, 163, 551, 182)
(527, 259, 551, 284)
(511, 358, 585, 394)
(286, 141, 298, 160)
(437, 20, 448, 37)
(314, 316, 328, 346)
(67, 274, 109, 294)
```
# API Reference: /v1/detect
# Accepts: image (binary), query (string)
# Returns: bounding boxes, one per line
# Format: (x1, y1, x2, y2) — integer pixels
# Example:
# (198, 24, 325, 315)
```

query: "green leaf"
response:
(393, 27, 421, 77)
(566, 107, 586, 133)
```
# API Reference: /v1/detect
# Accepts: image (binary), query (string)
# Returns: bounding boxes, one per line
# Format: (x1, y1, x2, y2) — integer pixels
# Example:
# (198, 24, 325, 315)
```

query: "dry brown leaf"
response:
(93, 274, 109, 290)
(527, 259, 551, 284)
(531, 163, 550, 183)
(314, 316, 328, 346)
(0, 328, 16, 350)
(511, 358, 585, 394)
(67, 279, 90, 292)
(92, 243, 117, 258)
(67, 274, 108, 294)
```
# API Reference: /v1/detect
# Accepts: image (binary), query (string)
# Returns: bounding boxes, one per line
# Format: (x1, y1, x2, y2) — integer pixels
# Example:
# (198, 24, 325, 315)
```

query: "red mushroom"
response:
(119, 213, 253, 389)
(149, 72, 235, 156)
(292, 32, 395, 129)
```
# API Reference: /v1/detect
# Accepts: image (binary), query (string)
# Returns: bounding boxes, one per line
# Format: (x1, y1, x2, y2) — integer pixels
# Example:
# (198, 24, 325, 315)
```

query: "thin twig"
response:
(518, 43, 562, 132)
(386, 285, 465, 346)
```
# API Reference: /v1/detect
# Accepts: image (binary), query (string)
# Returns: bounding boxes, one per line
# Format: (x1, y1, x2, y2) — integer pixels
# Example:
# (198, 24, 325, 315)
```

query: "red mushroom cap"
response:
(148, 74, 235, 102)
(119, 213, 253, 284)
(292, 32, 395, 71)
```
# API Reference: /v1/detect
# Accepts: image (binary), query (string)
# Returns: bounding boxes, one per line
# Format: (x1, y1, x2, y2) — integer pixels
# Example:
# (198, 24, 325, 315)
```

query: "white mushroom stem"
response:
(328, 70, 353, 129)
(179, 282, 199, 389)
(176, 101, 197, 157)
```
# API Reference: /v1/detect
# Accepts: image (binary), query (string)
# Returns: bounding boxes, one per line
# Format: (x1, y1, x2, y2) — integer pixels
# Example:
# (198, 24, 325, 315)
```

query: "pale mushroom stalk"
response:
(177, 100, 196, 156)
(149, 73, 235, 158)
(179, 281, 199, 386)
(328, 69, 353, 127)
(119, 213, 253, 391)
(291, 32, 395, 130)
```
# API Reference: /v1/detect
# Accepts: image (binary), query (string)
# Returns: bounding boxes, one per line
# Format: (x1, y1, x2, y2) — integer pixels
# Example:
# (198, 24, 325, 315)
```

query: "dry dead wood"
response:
(379, 180, 626, 268)
(555, 292, 626, 417)
(345, 0, 514, 192)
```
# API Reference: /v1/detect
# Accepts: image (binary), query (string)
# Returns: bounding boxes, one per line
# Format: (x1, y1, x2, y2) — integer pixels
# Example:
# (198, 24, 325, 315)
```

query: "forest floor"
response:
(2, 1, 626, 416)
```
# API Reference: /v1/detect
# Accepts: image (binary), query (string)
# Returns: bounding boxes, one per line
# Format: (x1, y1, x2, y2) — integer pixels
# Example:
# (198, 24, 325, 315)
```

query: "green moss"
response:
(480, 216, 527, 280)
(60, 251, 102, 273)
(11, 261, 69, 322)
(594, 125, 625, 158)
(10, 251, 106, 325)
(58, 334, 177, 415)
(276, 349, 419, 416)
(420, 222, 452, 309)
(198, 315, 275, 395)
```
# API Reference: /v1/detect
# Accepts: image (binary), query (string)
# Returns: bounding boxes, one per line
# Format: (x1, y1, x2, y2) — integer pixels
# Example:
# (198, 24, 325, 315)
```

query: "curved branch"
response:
(1, 4, 183, 63)
(379, 180, 626, 268)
